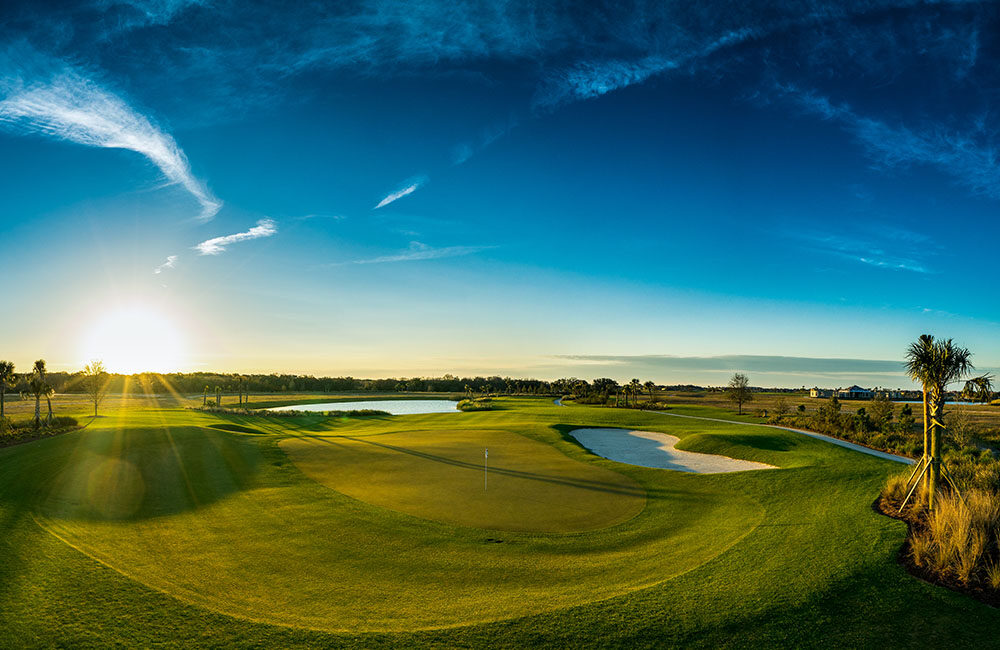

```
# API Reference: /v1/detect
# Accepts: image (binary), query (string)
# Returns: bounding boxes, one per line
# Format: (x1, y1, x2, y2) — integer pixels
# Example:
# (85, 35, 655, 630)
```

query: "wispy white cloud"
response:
(0, 53, 221, 221)
(153, 254, 178, 274)
(374, 176, 426, 209)
(194, 218, 277, 255)
(774, 82, 1000, 201)
(795, 230, 931, 274)
(341, 241, 494, 265)
(294, 213, 346, 221)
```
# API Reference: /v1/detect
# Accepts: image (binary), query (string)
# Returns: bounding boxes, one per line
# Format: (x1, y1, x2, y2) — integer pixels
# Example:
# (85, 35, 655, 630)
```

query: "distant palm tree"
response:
(963, 375, 994, 404)
(0, 360, 14, 420)
(23, 360, 51, 428)
(644, 380, 656, 403)
(203, 385, 209, 406)
(905, 336, 977, 510)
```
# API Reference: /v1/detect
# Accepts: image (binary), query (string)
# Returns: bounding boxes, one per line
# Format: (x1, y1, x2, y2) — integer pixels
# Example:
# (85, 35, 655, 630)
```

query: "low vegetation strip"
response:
(191, 405, 391, 417)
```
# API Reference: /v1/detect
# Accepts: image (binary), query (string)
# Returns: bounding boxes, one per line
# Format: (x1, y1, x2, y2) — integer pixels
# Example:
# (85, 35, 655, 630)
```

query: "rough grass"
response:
(0, 398, 998, 646)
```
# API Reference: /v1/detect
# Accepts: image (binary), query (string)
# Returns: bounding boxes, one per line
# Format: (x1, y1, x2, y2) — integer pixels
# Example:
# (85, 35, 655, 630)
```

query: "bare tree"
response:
(83, 360, 109, 417)
(727, 373, 753, 415)
(946, 408, 976, 448)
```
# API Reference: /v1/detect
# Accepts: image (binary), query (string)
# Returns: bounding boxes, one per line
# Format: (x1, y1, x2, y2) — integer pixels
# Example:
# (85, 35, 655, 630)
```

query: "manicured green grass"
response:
(281, 427, 647, 533)
(0, 397, 997, 646)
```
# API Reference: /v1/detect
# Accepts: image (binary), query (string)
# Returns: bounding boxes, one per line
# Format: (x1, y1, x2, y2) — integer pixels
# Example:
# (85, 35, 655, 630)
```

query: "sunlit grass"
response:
(0, 397, 998, 646)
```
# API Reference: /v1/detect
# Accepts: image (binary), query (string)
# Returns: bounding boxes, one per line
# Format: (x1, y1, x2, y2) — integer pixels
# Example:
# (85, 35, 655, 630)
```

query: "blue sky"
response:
(1, 0, 999, 387)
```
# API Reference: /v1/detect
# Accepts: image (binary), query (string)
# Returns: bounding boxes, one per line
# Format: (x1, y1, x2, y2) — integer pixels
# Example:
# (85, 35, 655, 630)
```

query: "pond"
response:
(268, 399, 459, 415)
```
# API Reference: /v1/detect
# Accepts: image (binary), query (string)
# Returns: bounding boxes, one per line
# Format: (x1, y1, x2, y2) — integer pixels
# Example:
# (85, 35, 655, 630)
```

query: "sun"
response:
(80, 305, 187, 374)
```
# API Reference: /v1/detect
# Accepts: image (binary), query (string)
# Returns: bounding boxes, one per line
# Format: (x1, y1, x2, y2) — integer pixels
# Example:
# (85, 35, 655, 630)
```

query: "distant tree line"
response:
(0, 371, 585, 397)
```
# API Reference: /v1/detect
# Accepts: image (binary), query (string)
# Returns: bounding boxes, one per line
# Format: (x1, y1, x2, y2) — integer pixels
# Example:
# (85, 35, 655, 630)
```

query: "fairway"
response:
(2, 397, 999, 646)
(15, 405, 764, 632)
(281, 428, 646, 532)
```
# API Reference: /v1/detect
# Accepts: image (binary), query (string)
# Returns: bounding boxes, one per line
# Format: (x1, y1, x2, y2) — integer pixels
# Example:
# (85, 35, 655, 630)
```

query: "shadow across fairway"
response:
(33, 426, 263, 522)
(208, 423, 267, 435)
(302, 434, 651, 498)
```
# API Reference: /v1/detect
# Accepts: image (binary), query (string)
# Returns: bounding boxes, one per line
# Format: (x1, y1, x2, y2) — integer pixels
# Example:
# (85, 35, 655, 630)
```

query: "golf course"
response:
(1, 395, 997, 647)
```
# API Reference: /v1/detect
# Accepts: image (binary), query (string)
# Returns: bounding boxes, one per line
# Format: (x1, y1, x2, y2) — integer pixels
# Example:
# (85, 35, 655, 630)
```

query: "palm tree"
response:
(35, 360, 55, 426)
(644, 381, 656, 403)
(0, 360, 14, 420)
(629, 379, 641, 407)
(963, 375, 994, 404)
(905, 334, 935, 464)
(23, 360, 51, 429)
(905, 336, 975, 510)
(215, 385, 222, 406)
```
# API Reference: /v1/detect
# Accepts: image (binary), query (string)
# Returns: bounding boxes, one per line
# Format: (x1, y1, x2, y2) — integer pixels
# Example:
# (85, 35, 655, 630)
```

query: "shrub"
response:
(457, 398, 493, 412)
(190, 406, 390, 417)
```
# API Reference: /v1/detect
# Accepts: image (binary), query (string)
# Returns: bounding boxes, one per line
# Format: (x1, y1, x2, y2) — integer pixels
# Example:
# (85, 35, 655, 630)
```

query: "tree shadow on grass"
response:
(32, 426, 263, 522)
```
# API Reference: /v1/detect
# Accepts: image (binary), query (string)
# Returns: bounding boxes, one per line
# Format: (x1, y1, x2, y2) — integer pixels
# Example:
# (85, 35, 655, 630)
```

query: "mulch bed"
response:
(0, 424, 82, 449)
(873, 495, 1000, 608)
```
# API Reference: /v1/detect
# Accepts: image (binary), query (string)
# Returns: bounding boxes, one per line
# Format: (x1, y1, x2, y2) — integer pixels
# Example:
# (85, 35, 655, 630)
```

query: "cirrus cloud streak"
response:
(194, 218, 277, 255)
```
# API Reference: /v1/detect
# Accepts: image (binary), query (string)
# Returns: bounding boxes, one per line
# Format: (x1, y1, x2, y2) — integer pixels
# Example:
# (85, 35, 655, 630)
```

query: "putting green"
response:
(23, 413, 764, 632)
(280, 428, 646, 532)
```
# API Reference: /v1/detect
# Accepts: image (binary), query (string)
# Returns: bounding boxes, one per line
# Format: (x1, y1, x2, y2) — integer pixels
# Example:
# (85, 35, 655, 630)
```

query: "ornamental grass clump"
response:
(891, 481, 1000, 589)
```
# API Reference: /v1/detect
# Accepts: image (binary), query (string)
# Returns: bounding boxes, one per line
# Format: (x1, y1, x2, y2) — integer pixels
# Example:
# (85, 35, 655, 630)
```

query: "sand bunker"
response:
(570, 428, 775, 473)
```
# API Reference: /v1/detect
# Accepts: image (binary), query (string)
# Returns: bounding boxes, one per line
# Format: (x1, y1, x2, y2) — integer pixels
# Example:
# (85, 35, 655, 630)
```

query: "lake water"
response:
(896, 401, 981, 406)
(269, 399, 459, 415)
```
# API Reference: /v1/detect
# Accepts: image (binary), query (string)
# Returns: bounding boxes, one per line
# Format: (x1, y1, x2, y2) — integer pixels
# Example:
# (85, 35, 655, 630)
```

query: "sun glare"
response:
(81, 305, 186, 374)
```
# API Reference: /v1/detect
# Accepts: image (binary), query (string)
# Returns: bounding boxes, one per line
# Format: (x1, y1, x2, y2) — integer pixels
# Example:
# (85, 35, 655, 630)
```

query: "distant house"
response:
(874, 388, 903, 400)
(809, 387, 832, 398)
(837, 385, 873, 400)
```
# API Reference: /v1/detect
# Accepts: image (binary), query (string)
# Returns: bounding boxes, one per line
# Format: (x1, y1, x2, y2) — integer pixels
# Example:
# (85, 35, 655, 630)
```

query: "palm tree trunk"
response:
(929, 396, 941, 511)
(922, 389, 930, 495)
(46, 396, 53, 425)
(34, 395, 40, 428)
(0, 385, 5, 419)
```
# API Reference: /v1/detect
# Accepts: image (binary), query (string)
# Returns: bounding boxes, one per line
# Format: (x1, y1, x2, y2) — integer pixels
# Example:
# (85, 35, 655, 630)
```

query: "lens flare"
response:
(80, 305, 186, 374)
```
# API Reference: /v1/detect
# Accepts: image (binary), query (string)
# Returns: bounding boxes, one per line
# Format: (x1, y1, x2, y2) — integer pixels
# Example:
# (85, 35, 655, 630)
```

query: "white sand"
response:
(570, 428, 776, 473)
